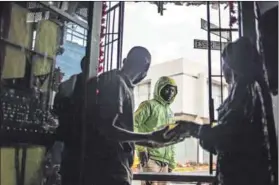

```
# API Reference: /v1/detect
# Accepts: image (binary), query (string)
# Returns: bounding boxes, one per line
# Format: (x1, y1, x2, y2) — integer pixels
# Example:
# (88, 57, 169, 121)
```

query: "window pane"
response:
(56, 21, 86, 81)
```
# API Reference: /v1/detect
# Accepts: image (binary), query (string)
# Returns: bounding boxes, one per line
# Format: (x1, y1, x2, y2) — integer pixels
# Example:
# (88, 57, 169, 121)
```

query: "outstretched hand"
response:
(148, 125, 186, 147)
(149, 126, 173, 144)
(148, 121, 202, 148)
(165, 120, 201, 139)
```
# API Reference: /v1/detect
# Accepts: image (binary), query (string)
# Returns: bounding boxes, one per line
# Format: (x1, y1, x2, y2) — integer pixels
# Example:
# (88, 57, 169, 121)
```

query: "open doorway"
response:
(121, 2, 239, 183)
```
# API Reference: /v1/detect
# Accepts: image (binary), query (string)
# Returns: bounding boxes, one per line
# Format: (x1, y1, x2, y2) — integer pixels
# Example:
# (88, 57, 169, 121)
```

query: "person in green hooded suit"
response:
(134, 76, 178, 185)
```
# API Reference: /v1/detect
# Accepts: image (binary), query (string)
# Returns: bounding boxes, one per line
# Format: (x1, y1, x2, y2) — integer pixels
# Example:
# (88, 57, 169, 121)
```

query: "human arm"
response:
(170, 111, 257, 153)
(167, 82, 259, 152)
(196, 83, 258, 152)
(170, 117, 257, 153)
(99, 113, 158, 142)
(97, 77, 171, 143)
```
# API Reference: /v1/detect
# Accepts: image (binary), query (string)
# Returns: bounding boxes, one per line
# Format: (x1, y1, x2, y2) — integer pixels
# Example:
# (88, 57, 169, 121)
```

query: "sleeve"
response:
(98, 77, 124, 121)
(199, 125, 217, 154)
(199, 83, 257, 152)
(168, 145, 176, 169)
(134, 101, 152, 153)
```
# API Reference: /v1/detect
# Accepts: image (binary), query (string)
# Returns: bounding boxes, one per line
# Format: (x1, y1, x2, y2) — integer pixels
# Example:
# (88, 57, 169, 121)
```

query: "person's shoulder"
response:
(138, 99, 160, 107)
(149, 99, 161, 106)
(98, 70, 122, 84)
(87, 70, 121, 86)
(136, 100, 153, 110)
(58, 75, 78, 97)
(60, 75, 77, 85)
(96, 70, 126, 96)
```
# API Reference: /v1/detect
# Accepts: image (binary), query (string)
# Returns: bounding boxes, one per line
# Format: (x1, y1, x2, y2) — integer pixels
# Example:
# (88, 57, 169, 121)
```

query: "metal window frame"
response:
(103, 2, 125, 72)
(0, 38, 54, 61)
(79, 1, 102, 184)
(39, 2, 88, 29)
(0, 2, 57, 95)
(65, 24, 87, 45)
(206, 1, 241, 175)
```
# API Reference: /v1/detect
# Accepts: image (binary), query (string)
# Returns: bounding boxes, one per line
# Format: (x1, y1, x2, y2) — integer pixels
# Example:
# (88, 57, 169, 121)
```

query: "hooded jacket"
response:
(134, 76, 177, 169)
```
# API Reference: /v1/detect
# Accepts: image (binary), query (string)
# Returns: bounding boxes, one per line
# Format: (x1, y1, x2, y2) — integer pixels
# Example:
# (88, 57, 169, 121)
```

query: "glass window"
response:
(64, 23, 87, 47)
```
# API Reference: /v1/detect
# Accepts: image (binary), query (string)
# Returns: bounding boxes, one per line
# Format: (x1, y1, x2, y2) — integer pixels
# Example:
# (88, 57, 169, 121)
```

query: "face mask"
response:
(160, 85, 176, 102)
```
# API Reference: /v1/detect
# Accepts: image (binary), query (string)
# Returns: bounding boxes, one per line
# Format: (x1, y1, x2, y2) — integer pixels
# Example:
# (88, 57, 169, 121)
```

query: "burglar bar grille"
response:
(103, 2, 125, 72)
(205, 1, 240, 175)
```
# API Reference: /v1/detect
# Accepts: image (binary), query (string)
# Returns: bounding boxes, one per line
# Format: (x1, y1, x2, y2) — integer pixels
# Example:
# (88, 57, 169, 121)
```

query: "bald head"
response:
(122, 46, 151, 84)
(127, 46, 151, 61)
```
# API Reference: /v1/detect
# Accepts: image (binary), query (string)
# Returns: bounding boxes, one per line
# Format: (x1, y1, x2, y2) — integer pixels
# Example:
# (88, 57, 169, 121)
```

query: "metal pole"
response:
(237, 1, 242, 37)
(228, 3, 233, 43)
(79, 2, 93, 184)
(218, 2, 223, 104)
(206, 2, 214, 175)
(239, 2, 256, 42)
(106, 2, 111, 71)
(117, 2, 125, 69)
(103, 3, 110, 72)
(80, 2, 102, 185)
(110, 8, 116, 70)
(39, 2, 88, 29)
(227, 3, 234, 92)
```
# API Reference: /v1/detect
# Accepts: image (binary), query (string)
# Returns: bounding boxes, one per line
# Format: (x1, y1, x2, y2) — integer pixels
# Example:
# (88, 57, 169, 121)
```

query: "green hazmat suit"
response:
(134, 76, 178, 169)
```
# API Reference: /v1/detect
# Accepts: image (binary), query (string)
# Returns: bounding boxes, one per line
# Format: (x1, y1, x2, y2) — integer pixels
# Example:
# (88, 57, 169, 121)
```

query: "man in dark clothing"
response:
(257, 3, 278, 95)
(166, 38, 275, 185)
(84, 46, 174, 185)
(53, 57, 86, 185)
(54, 56, 86, 141)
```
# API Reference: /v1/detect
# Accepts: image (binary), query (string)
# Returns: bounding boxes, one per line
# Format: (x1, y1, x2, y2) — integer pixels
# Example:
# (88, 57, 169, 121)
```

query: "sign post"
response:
(201, 18, 231, 41)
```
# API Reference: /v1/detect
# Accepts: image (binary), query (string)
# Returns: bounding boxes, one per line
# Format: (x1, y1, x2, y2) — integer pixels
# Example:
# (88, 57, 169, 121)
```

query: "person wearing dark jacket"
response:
(52, 57, 87, 185)
(57, 46, 175, 185)
(166, 37, 276, 185)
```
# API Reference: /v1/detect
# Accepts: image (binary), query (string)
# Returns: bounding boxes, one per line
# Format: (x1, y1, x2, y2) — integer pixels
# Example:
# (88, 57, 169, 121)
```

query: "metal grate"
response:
(205, 1, 239, 175)
(103, 2, 125, 72)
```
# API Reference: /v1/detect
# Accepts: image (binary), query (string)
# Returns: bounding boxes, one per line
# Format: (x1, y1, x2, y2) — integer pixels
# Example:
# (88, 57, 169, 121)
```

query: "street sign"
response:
(193, 39, 228, 51)
(201, 18, 231, 40)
